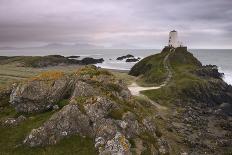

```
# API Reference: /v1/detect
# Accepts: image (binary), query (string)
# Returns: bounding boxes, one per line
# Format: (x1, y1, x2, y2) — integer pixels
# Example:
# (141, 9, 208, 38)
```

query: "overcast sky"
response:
(0, 0, 231, 49)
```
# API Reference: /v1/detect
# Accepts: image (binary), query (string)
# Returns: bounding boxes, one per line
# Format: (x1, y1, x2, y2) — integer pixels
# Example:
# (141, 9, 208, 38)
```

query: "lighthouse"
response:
(168, 30, 179, 48)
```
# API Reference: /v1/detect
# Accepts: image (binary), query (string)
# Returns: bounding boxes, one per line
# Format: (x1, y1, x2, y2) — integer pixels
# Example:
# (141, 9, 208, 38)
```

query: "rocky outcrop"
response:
(126, 58, 140, 62)
(23, 96, 134, 154)
(80, 57, 104, 65)
(24, 104, 93, 147)
(182, 80, 232, 106)
(10, 66, 131, 114)
(8, 66, 169, 154)
(70, 81, 99, 99)
(10, 77, 74, 113)
(194, 65, 223, 79)
(117, 54, 134, 60)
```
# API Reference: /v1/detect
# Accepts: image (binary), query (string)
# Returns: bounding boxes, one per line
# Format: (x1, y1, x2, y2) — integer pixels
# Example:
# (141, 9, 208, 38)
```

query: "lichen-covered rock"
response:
(24, 104, 93, 147)
(70, 81, 98, 99)
(84, 96, 118, 122)
(10, 77, 73, 113)
(121, 112, 140, 138)
(101, 132, 131, 155)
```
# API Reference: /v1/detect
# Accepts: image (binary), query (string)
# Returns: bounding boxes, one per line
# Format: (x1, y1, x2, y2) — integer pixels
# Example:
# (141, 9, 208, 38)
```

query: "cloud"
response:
(0, 0, 231, 48)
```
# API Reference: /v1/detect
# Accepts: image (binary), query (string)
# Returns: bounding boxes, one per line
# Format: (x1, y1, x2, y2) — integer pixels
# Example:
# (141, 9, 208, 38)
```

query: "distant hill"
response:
(0, 43, 104, 50)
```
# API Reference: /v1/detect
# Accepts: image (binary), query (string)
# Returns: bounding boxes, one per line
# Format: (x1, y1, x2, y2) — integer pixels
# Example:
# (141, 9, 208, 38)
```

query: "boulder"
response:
(10, 78, 73, 113)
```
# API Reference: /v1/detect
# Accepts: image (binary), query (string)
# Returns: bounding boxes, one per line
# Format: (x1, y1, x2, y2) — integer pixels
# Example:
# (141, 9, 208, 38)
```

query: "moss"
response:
(108, 108, 126, 120)
(57, 99, 69, 108)
(105, 83, 122, 92)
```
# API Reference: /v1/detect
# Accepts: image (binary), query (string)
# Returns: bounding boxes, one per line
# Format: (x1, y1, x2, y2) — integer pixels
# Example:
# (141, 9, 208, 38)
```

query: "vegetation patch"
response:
(76, 65, 112, 78)
(30, 71, 65, 81)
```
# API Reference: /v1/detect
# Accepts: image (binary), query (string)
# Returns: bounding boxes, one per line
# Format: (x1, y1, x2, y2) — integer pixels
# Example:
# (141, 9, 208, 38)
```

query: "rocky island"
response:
(0, 47, 231, 155)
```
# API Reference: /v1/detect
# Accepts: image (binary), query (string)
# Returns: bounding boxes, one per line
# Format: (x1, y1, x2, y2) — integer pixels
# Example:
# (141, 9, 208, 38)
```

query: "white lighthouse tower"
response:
(168, 30, 179, 48)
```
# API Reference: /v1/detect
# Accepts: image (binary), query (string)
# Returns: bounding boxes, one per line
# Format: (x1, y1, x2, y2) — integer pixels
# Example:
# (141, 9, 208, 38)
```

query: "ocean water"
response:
(0, 48, 232, 85)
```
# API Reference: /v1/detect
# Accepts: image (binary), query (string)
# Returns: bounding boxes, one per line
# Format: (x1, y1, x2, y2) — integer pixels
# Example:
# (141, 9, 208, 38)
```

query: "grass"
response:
(112, 71, 135, 85)
(56, 99, 69, 108)
(133, 47, 210, 107)
(0, 100, 97, 155)
(129, 48, 169, 85)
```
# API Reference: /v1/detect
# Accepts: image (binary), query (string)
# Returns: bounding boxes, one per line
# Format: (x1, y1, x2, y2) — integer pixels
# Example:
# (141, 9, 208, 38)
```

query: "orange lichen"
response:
(30, 71, 64, 81)
(119, 135, 130, 150)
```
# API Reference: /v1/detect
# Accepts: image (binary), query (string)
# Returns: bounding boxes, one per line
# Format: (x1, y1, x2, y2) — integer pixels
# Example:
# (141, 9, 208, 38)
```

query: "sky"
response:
(0, 0, 231, 49)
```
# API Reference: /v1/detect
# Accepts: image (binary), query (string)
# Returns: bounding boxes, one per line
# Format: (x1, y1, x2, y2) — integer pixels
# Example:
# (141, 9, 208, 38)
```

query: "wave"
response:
(219, 69, 232, 85)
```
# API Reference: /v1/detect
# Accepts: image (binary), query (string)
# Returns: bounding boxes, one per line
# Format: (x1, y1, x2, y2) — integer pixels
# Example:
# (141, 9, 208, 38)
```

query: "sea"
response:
(0, 48, 232, 85)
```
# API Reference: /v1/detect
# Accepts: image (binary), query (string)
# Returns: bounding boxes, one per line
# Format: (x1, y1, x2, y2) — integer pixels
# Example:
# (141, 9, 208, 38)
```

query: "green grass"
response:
(132, 47, 209, 107)
(56, 99, 69, 108)
(129, 48, 170, 85)
(0, 104, 97, 155)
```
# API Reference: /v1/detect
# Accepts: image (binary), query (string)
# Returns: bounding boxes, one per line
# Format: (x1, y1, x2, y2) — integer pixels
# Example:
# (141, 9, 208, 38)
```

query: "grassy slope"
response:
(131, 47, 209, 105)
(129, 48, 169, 86)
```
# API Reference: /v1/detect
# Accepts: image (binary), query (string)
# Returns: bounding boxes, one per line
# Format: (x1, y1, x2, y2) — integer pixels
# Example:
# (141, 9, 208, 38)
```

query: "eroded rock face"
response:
(101, 132, 131, 155)
(10, 78, 73, 113)
(24, 104, 93, 147)
(70, 81, 98, 99)
(24, 96, 133, 154)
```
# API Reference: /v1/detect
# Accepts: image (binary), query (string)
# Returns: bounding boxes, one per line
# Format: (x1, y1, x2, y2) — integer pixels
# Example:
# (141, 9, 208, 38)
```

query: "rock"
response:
(10, 77, 73, 113)
(52, 105, 59, 110)
(194, 65, 223, 79)
(70, 81, 98, 99)
(142, 117, 158, 138)
(84, 96, 118, 122)
(157, 138, 170, 155)
(80, 57, 104, 65)
(24, 104, 93, 147)
(2, 115, 26, 127)
(101, 132, 131, 155)
(219, 102, 232, 116)
(122, 112, 140, 138)
(117, 54, 134, 60)
(126, 58, 140, 62)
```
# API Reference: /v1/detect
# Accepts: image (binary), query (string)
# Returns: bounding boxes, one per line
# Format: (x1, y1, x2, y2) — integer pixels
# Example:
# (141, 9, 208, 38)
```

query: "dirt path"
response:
(128, 48, 174, 110)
